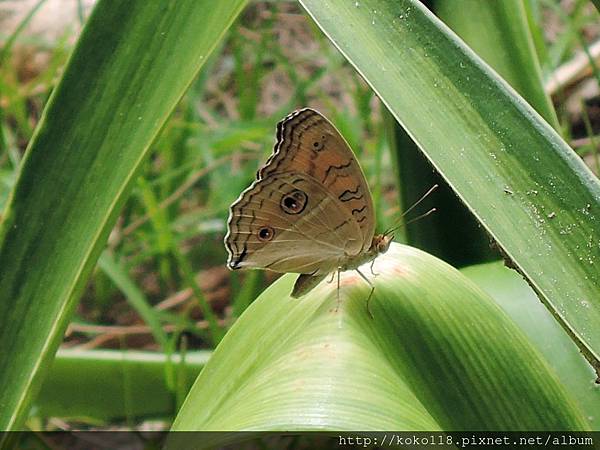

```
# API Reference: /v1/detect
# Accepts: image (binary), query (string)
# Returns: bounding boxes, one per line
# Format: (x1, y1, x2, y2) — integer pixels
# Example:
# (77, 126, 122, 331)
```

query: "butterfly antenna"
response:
(401, 184, 439, 218)
(384, 208, 437, 236)
(404, 207, 437, 226)
(383, 184, 439, 237)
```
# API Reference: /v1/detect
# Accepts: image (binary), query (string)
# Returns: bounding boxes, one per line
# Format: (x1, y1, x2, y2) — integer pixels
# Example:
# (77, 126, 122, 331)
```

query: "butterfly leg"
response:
(326, 271, 336, 284)
(355, 268, 375, 319)
(335, 268, 341, 312)
(369, 258, 379, 277)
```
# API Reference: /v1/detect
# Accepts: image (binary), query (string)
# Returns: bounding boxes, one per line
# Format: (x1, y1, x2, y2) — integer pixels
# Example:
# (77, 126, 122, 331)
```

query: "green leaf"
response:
(463, 261, 600, 430)
(393, 0, 559, 267)
(32, 261, 598, 428)
(34, 349, 210, 421)
(97, 252, 170, 350)
(0, 0, 246, 434)
(434, 0, 558, 129)
(298, 0, 600, 375)
(171, 244, 587, 440)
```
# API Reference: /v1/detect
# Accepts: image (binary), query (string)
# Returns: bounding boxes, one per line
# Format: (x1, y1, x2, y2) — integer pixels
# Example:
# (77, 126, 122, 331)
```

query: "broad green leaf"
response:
(34, 349, 210, 421)
(171, 244, 587, 442)
(434, 0, 558, 129)
(394, 0, 559, 266)
(299, 0, 600, 375)
(0, 0, 246, 434)
(32, 262, 598, 428)
(463, 262, 600, 430)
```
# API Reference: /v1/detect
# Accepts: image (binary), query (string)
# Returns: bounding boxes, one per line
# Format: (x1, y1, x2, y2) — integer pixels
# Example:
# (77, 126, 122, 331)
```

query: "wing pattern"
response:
(225, 108, 375, 275)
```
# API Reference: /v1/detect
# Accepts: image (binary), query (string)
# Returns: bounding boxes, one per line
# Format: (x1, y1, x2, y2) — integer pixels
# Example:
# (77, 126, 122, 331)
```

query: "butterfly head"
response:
(373, 233, 393, 255)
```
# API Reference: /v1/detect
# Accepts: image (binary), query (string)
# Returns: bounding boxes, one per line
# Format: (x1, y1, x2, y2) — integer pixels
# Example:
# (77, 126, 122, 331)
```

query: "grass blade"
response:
(434, 0, 559, 129)
(35, 349, 210, 422)
(0, 0, 246, 433)
(97, 252, 170, 350)
(298, 0, 600, 377)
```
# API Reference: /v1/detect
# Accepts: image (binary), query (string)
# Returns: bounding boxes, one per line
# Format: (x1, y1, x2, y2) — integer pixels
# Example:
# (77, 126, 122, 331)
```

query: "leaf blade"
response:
(298, 0, 600, 373)
(0, 0, 246, 432)
(171, 244, 588, 439)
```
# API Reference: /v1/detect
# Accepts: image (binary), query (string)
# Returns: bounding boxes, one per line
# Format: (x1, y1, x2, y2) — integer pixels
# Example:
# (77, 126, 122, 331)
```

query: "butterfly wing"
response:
(258, 108, 375, 251)
(225, 171, 363, 274)
(225, 108, 376, 276)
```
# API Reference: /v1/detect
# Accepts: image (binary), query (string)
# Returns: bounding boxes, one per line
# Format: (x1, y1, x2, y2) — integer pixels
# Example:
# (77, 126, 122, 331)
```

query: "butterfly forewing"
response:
(225, 108, 375, 275)
(259, 109, 375, 248)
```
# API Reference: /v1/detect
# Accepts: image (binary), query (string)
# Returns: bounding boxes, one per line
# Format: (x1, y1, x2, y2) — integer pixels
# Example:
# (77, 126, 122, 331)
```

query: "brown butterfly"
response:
(224, 108, 393, 308)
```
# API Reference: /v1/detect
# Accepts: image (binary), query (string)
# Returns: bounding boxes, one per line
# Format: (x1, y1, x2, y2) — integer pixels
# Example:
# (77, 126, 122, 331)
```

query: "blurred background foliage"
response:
(0, 0, 599, 431)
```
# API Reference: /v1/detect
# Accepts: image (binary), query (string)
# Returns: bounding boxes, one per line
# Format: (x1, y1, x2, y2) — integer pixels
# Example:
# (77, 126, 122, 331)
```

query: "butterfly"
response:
(224, 108, 393, 311)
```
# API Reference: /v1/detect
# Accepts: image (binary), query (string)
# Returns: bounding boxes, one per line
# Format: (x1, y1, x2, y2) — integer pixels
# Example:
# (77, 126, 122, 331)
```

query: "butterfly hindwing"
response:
(225, 171, 362, 274)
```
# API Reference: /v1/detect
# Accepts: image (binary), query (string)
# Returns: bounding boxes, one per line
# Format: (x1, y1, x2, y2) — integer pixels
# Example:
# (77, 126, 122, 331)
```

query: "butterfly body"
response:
(225, 108, 391, 298)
